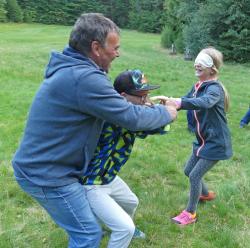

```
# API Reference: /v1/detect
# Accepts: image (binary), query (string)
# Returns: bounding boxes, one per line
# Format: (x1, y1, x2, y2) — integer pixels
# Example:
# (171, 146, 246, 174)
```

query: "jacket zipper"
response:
(193, 82, 205, 156)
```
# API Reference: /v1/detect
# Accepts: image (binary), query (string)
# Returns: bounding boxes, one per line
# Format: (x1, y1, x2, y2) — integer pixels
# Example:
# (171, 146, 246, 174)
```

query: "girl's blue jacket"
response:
(181, 80, 232, 160)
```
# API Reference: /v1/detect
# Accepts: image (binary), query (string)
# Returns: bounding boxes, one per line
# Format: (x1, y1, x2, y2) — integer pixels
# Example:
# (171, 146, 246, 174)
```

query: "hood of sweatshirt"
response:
(45, 46, 100, 79)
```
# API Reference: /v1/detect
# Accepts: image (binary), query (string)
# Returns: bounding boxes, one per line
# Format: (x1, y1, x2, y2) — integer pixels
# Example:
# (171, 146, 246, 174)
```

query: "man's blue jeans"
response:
(15, 176, 102, 248)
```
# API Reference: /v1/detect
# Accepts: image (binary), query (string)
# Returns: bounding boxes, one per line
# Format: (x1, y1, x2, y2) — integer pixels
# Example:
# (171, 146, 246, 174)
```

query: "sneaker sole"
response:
(171, 218, 197, 226)
(199, 197, 216, 202)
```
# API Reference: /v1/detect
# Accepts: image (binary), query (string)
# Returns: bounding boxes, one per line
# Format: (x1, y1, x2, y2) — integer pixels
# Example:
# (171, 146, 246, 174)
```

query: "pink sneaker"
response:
(171, 210, 197, 226)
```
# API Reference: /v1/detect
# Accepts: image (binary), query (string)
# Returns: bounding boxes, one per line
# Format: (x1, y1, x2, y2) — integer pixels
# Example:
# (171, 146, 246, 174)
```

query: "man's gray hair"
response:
(69, 13, 120, 56)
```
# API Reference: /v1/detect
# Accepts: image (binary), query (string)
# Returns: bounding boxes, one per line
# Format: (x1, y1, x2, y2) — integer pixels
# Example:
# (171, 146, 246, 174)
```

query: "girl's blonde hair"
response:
(201, 47, 230, 112)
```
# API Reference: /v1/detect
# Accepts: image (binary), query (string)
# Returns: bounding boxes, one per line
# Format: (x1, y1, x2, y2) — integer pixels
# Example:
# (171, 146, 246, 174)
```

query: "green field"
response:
(0, 23, 250, 248)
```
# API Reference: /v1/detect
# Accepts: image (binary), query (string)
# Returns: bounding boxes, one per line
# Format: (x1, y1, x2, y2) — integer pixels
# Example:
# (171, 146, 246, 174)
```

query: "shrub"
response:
(175, 31, 184, 53)
(23, 9, 36, 23)
(161, 25, 175, 48)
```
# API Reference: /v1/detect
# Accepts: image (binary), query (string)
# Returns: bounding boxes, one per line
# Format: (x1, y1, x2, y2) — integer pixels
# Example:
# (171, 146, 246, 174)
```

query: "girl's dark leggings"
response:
(184, 152, 218, 213)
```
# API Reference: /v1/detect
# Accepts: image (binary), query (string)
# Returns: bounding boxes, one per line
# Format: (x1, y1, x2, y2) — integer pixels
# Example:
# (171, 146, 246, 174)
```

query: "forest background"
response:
(0, 0, 250, 62)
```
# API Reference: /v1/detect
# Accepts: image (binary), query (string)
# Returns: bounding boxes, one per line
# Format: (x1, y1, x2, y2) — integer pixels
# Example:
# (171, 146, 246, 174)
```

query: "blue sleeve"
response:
(181, 84, 222, 110)
(76, 70, 173, 131)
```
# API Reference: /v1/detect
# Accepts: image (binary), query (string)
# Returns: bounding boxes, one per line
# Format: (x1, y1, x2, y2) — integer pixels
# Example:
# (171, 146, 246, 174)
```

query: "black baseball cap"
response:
(114, 69, 160, 95)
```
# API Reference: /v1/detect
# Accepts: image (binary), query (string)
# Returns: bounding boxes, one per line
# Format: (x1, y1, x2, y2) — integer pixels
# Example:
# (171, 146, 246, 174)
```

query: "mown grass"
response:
(0, 23, 250, 248)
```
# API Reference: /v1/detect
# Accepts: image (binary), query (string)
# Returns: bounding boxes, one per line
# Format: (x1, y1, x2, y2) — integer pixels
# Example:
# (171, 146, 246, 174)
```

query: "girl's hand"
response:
(169, 98, 182, 109)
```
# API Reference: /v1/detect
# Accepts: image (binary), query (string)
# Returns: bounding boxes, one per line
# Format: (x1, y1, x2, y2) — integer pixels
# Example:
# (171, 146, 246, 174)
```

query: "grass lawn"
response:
(0, 23, 250, 248)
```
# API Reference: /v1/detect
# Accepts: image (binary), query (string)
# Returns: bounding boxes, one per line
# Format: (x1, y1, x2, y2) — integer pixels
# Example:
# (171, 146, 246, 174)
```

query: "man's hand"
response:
(165, 105, 178, 121)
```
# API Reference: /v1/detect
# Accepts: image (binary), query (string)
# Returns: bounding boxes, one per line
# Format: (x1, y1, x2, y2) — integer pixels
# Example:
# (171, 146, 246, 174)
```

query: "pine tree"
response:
(182, 0, 250, 62)
(0, 0, 7, 22)
(17, 0, 36, 22)
(218, 0, 250, 62)
(6, 0, 23, 22)
(104, 0, 130, 28)
(128, 0, 165, 33)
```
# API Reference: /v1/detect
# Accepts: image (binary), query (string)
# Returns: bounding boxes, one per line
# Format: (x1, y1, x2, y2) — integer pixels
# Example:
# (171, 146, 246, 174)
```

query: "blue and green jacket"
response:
(82, 122, 167, 185)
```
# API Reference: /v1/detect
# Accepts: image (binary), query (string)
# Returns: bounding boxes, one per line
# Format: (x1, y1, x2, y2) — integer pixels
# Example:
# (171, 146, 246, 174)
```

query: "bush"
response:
(138, 11, 164, 33)
(175, 31, 184, 53)
(161, 25, 175, 48)
(22, 10, 36, 23)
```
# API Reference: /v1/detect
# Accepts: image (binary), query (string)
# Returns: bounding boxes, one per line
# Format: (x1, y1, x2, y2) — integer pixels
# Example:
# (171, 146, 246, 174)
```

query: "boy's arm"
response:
(134, 125, 169, 139)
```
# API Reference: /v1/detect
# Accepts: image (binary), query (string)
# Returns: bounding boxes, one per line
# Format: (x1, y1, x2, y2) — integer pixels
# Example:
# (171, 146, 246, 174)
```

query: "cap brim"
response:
(131, 84, 160, 93)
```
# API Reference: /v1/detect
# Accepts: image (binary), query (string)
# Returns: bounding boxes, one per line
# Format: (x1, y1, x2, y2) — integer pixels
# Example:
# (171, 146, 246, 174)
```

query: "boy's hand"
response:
(151, 95, 180, 109)
(150, 95, 169, 105)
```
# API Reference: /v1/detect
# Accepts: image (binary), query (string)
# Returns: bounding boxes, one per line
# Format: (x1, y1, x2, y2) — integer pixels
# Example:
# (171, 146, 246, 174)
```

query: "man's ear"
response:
(91, 41, 100, 57)
(120, 92, 126, 97)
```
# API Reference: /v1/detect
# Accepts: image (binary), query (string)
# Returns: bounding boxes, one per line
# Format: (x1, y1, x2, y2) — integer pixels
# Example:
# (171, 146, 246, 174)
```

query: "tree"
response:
(18, 0, 38, 22)
(218, 0, 250, 62)
(6, 0, 23, 22)
(161, 0, 182, 50)
(63, 0, 108, 25)
(0, 0, 7, 22)
(104, 0, 130, 28)
(182, 4, 213, 57)
(128, 0, 165, 33)
(182, 0, 250, 62)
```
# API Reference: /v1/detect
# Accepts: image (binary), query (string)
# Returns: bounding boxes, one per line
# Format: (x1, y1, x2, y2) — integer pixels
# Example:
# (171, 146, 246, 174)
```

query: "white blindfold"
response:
(194, 52, 213, 68)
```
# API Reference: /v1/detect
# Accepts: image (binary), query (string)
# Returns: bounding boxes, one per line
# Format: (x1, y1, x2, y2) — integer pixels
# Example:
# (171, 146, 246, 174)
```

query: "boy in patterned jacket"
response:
(82, 69, 170, 248)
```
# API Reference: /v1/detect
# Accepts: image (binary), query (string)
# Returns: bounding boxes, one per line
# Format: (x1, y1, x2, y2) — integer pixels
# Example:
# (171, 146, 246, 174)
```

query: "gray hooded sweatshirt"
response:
(12, 46, 173, 187)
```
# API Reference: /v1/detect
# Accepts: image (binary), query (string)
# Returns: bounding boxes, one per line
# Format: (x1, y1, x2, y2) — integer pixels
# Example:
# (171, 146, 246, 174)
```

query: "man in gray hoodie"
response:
(12, 13, 177, 248)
